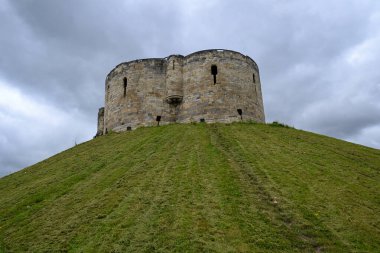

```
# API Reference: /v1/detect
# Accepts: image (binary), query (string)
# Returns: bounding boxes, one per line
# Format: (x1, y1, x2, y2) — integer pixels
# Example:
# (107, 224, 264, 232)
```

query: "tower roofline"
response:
(106, 49, 259, 80)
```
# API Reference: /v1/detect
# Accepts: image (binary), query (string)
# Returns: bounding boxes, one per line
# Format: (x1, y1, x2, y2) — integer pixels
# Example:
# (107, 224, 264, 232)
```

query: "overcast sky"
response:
(1, 0, 379, 177)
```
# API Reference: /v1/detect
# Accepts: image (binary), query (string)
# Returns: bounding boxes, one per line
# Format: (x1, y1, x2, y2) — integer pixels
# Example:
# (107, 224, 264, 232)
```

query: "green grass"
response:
(0, 123, 379, 252)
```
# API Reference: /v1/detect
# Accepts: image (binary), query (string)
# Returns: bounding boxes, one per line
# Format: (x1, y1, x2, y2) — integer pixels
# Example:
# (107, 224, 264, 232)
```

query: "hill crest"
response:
(0, 123, 379, 252)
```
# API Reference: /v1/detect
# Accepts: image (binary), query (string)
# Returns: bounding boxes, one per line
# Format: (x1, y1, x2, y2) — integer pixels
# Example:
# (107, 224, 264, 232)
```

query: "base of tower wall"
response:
(109, 115, 264, 133)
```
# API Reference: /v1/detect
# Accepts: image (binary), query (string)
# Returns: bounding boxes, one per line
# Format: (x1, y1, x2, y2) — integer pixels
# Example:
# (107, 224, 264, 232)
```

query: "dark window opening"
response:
(237, 109, 243, 120)
(105, 128, 108, 134)
(127, 126, 132, 131)
(172, 61, 175, 70)
(211, 65, 218, 84)
(200, 118, 205, 123)
(123, 77, 127, 97)
(253, 73, 256, 83)
(156, 115, 161, 126)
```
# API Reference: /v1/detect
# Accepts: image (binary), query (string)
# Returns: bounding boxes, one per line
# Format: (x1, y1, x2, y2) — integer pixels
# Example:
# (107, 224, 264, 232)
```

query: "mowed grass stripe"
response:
(70, 124, 189, 251)
(1, 126, 175, 251)
(238, 124, 380, 251)
(208, 125, 310, 251)
(0, 127, 157, 215)
(222, 123, 380, 251)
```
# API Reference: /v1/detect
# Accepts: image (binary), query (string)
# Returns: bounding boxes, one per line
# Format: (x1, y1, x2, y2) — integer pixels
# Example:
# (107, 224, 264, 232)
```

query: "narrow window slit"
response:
(253, 73, 256, 83)
(156, 115, 161, 126)
(123, 77, 127, 97)
(211, 65, 218, 84)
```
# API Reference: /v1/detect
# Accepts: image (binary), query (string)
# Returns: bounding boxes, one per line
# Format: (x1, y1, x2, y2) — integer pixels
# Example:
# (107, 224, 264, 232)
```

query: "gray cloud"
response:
(1, 0, 379, 176)
(1, 0, 182, 112)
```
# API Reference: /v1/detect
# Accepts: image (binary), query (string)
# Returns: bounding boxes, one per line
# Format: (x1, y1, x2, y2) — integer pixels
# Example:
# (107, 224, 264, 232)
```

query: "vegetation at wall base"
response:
(269, 121, 293, 128)
(0, 123, 379, 252)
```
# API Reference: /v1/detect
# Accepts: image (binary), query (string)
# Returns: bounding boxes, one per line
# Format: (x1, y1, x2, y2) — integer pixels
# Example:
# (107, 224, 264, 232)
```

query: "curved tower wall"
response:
(104, 59, 167, 132)
(165, 55, 184, 122)
(179, 50, 264, 123)
(165, 55, 184, 101)
(98, 49, 265, 135)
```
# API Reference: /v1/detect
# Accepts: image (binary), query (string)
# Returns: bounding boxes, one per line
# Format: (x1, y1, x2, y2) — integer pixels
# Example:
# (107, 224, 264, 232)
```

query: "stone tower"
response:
(96, 49, 265, 135)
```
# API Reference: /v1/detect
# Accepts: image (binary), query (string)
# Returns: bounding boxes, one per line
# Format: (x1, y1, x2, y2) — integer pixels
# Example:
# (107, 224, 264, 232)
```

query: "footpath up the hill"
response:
(0, 123, 379, 252)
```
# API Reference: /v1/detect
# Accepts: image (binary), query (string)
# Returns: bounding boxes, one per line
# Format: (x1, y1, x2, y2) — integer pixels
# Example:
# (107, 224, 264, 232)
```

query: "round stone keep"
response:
(96, 49, 265, 135)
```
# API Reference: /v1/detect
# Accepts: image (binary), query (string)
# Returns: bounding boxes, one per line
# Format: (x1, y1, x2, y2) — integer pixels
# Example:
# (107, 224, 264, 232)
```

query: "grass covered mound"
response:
(0, 123, 379, 252)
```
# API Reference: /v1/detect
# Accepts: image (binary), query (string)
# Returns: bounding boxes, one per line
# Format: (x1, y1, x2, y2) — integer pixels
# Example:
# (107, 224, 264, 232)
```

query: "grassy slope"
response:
(0, 123, 379, 252)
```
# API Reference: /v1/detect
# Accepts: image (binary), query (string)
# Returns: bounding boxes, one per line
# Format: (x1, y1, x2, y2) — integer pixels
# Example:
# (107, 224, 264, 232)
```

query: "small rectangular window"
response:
(237, 109, 243, 120)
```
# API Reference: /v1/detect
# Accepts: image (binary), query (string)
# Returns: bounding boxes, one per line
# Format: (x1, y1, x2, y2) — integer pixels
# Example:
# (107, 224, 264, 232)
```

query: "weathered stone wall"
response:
(165, 55, 184, 123)
(98, 49, 265, 135)
(179, 50, 264, 123)
(103, 59, 168, 133)
(96, 107, 104, 136)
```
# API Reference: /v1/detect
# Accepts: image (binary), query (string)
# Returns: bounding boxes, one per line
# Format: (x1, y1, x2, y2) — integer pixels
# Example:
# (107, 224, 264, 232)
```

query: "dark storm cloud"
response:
(1, 0, 379, 176)
(1, 0, 182, 112)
